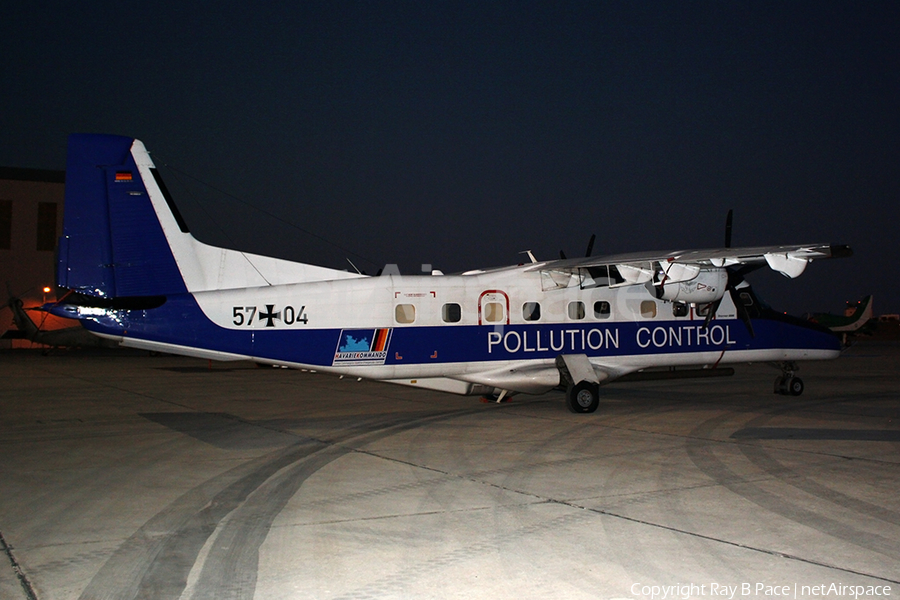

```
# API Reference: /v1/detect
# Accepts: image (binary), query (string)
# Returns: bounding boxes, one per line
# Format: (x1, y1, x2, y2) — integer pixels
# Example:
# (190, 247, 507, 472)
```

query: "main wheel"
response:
(788, 376, 804, 396)
(567, 381, 600, 413)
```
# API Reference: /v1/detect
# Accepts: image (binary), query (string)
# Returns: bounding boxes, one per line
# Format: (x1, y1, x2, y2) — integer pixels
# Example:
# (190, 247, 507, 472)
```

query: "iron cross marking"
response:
(259, 305, 280, 327)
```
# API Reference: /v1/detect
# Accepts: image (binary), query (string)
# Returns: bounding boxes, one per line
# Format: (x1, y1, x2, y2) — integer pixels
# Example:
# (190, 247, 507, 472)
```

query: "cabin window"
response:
(395, 304, 416, 324)
(442, 303, 461, 323)
(672, 302, 688, 317)
(523, 302, 541, 321)
(641, 301, 657, 318)
(483, 302, 504, 323)
(593, 301, 611, 319)
(568, 301, 585, 320)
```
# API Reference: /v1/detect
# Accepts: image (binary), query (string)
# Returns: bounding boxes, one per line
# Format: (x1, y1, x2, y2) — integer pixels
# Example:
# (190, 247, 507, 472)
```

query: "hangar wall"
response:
(0, 167, 67, 348)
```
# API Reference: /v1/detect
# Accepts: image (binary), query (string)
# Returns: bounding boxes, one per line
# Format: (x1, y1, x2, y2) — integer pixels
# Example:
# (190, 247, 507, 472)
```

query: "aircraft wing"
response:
(526, 243, 852, 281)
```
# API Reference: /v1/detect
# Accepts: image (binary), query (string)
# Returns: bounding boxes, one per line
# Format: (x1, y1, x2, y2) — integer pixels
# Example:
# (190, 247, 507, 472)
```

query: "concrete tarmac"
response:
(0, 343, 898, 600)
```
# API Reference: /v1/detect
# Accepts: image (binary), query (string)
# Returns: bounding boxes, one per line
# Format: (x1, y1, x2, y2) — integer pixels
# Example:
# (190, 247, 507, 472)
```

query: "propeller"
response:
(584, 233, 596, 257)
(702, 210, 757, 337)
(4, 282, 35, 312)
(703, 266, 757, 337)
(724, 208, 733, 248)
(559, 233, 596, 260)
(3, 282, 54, 342)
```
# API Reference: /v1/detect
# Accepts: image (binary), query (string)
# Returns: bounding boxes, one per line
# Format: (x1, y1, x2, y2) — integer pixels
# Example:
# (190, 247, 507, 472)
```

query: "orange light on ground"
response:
(43, 287, 52, 294)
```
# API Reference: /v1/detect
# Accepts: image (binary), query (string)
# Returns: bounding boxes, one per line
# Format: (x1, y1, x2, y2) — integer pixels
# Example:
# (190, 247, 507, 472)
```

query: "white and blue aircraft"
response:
(46, 134, 852, 413)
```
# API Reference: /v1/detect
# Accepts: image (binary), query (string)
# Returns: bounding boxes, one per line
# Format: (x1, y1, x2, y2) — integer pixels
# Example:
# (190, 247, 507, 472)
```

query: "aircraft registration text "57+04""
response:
(231, 305, 308, 327)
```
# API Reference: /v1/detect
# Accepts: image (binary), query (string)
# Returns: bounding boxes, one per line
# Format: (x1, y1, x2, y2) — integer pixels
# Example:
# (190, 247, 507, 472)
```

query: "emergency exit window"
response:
(483, 302, 503, 323)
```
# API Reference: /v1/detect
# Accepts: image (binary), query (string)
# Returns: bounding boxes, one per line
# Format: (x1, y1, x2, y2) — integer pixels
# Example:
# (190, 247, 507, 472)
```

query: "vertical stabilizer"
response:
(58, 134, 187, 298)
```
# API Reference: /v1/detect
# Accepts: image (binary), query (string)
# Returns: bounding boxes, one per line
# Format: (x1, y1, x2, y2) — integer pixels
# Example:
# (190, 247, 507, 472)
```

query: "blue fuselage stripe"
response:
(79, 294, 841, 367)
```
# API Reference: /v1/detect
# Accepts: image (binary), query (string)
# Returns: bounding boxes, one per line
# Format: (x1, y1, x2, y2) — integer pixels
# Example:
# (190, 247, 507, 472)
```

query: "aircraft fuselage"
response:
(64, 267, 840, 396)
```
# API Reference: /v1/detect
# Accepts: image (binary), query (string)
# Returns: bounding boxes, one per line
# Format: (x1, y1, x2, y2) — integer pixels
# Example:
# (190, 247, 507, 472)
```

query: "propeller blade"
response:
(702, 298, 722, 329)
(724, 209, 733, 248)
(703, 265, 756, 338)
(584, 234, 596, 257)
(729, 286, 755, 338)
(559, 250, 567, 259)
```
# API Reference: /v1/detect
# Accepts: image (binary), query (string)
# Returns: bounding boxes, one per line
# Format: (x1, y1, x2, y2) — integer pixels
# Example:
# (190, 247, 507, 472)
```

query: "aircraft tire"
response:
(567, 381, 600, 414)
(788, 377, 804, 396)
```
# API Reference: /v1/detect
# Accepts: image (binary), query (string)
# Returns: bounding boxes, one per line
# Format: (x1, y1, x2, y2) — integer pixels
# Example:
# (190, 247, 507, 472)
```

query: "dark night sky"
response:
(2, 2, 898, 314)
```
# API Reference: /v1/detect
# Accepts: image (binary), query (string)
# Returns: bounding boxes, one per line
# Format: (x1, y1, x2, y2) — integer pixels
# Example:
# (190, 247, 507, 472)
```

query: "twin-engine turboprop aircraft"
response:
(46, 134, 851, 412)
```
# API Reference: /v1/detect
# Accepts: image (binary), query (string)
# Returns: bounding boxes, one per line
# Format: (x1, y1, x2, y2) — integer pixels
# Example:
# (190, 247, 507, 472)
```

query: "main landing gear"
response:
(556, 354, 602, 413)
(567, 381, 600, 413)
(774, 361, 804, 396)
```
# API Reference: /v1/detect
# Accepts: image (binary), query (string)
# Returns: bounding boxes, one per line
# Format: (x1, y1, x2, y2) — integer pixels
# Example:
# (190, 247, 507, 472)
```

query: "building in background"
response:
(0, 166, 69, 348)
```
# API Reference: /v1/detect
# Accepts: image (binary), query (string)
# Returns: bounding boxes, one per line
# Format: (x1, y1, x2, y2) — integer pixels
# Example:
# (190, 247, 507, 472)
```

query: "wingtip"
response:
(830, 244, 853, 258)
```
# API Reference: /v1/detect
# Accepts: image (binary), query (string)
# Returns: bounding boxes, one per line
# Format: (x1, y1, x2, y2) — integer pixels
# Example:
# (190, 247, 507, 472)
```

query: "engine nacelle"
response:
(655, 267, 728, 303)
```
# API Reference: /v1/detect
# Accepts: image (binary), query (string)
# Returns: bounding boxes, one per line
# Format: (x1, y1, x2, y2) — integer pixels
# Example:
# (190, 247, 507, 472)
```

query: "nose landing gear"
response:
(774, 362, 804, 396)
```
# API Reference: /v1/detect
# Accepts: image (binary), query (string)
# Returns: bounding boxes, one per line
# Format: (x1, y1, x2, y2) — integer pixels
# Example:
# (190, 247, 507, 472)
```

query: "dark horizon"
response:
(2, 2, 897, 315)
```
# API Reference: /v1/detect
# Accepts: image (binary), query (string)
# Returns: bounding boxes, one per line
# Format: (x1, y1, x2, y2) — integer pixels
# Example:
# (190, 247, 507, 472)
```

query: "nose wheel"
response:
(775, 375, 804, 396)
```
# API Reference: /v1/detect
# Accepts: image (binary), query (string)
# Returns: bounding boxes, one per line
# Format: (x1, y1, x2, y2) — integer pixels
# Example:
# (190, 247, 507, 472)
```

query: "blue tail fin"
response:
(57, 134, 187, 298)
